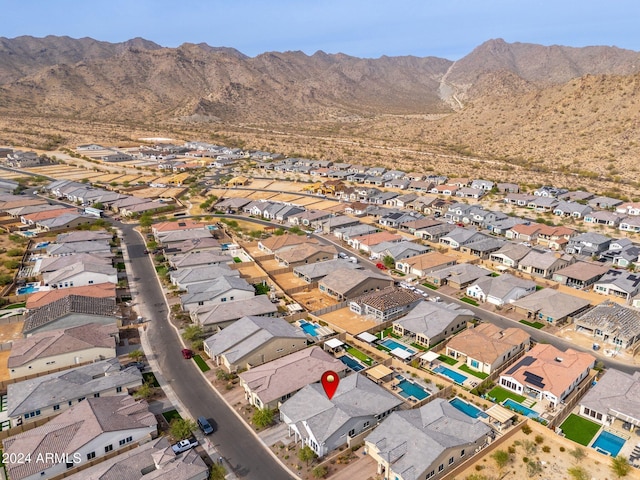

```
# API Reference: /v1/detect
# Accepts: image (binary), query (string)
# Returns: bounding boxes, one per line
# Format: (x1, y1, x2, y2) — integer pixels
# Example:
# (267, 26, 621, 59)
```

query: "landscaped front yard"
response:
(559, 413, 601, 446)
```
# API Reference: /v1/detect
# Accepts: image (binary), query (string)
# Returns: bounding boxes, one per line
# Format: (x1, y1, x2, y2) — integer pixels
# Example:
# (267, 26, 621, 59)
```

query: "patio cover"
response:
(367, 364, 394, 381)
(486, 404, 516, 424)
(420, 351, 439, 362)
(390, 347, 412, 360)
(357, 332, 378, 343)
(325, 338, 344, 349)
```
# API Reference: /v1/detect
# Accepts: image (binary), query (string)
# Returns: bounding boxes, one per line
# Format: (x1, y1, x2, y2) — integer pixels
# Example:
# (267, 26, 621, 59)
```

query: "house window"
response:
(276, 348, 284, 353)
(438, 464, 444, 472)
(119, 436, 133, 446)
(88, 280, 94, 284)
(230, 296, 234, 301)
(87, 451, 96, 460)
(221, 298, 227, 302)
(449, 456, 454, 465)
(66, 462, 74, 469)
(461, 449, 465, 457)
(94, 393, 100, 398)
(198, 301, 204, 306)
(78, 397, 86, 402)
(364, 421, 370, 428)
(349, 429, 355, 437)
(105, 444, 113, 453)
(53, 405, 60, 411)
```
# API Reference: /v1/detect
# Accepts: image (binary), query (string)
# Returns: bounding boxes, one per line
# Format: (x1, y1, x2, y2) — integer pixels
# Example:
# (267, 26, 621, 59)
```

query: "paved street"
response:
(118, 222, 293, 480)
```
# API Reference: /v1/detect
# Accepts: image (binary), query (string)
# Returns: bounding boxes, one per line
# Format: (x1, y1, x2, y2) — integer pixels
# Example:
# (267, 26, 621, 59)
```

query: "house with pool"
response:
(280, 374, 402, 458)
(445, 324, 530, 375)
(365, 398, 492, 480)
(578, 368, 640, 428)
(392, 301, 473, 348)
(498, 344, 595, 408)
(349, 286, 422, 322)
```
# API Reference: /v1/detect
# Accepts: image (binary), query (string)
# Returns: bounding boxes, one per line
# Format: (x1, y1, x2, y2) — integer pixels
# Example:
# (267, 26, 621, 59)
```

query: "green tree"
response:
(182, 325, 204, 342)
(169, 418, 197, 441)
(128, 349, 144, 361)
(6, 248, 24, 257)
(312, 465, 328, 478)
(252, 407, 275, 429)
(568, 466, 590, 480)
(3, 259, 20, 270)
(298, 445, 317, 466)
(611, 455, 631, 478)
(133, 381, 155, 400)
(491, 450, 510, 473)
(0, 274, 13, 286)
(209, 463, 227, 480)
(382, 255, 395, 270)
(139, 213, 153, 228)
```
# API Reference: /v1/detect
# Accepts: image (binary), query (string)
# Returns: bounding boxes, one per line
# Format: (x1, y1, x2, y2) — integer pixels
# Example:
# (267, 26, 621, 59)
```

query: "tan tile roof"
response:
(553, 261, 609, 281)
(447, 324, 530, 365)
(2, 396, 156, 480)
(402, 251, 457, 271)
(8, 323, 118, 368)
(26, 283, 115, 309)
(353, 231, 402, 246)
(504, 344, 595, 399)
(510, 223, 542, 236)
(275, 243, 337, 263)
(259, 234, 315, 252)
(152, 219, 207, 233)
(22, 207, 76, 221)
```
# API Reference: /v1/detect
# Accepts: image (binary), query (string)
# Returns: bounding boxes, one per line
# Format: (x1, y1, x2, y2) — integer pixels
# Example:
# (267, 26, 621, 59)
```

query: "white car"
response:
(171, 438, 199, 454)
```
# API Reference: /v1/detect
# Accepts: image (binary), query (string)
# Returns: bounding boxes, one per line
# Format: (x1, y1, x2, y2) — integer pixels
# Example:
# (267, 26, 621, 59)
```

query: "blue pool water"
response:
(503, 399, 540, 419)
(17, 285, 39, 295)
(206, 225, 218, 231)
(433, 365, 468, 384)
(592, 430, 626, 456)
(22, 231, 36, 237)
(299, 320, 320, 337)
(396, 377, 430, 401)
(35, 241, 50, 248)
(450, 397, 488, 418)
(339, 355, 365, 372)
(381, 339, 416, 354)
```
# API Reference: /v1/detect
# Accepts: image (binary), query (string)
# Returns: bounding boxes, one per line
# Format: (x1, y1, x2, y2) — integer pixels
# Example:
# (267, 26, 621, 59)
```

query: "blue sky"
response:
(2, 0, 639, 59)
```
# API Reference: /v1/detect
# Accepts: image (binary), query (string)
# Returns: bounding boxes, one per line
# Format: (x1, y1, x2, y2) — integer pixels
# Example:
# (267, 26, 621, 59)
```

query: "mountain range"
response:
(1, 35, 639, 192)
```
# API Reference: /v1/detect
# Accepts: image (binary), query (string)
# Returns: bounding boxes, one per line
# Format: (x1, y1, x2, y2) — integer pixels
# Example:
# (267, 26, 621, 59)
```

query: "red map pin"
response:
(321, 371, 339, 400)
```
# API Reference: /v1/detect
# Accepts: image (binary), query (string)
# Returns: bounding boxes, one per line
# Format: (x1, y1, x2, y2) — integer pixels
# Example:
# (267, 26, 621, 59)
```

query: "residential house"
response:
(497, 183, 520, 193)
(342, 202, 369, 217)
(46, 240, 112, 257)
(320, 216, 360, 234)
(399, 217, 441, 235)
(151, 220, 209, 238)
(535, 225, 577, 250)
(489, 243, 531, 268)
(163, 236, 221, 255)
(619, 216, 640, 233)
(446, 324, 530, 375)
(534, 186, 568, 198)
(393, 301, 473, 348)
(167, 251, 231, 269)
(565, 232, 612, 255)
(465, 274, 536, 306)
(274, 243, 338, 267)
(180, 276, 255, 312)
(395, 251, 457, 277)
(599, 239, 640, 267)
(6, 358, 142, 427)
(505, 223, 541, 242)
(239, 346, 348, 410)
(319, 268, 393, 301)
(527, 197, 559, 212)
(280, 374, 402, 457)
(348, 231, 402, 252)
(616, 202, 640, 216)
(372, 240, 429, 262)
(192, 295, 278, 332)
(203, 316, 307, 372)
(517, 250, 574, 279)
(56, 230, 113, 244)
(459, 236, 506, 259)
(470, 179, 494, 191)
(503, 193, 536, 206)
(593, 269, 640, 301)
(214, 197, 252, 213)
(36, 212, 99, 232)
(23, 295, 118, 335)
(512, 289, 591, 325)
(573, 301, 640, 349)
(35, 253, 112, 275)
(584, 210, 625, 227)
(258, 234, 311, 254)
(378, 212, 423, 229)
(498, 344, 595, 408)
(365, 398, 492, 480)
(42, 262, 118, 289)
(21, 207, 78, 225)
(170, 264, 239, 290)
(430, 184, 459, 196)
(288, 209, 333, 227)
(455, 187, 485, 199)
(156, 229, 213, 246)
(349, 287, 423, 322)
(8, 323, 118, 379)
(414, 223, 457, 242)
(578, 369, 640, 427)
(588, 196, 624, 210)
(2, 396, 157, 480)
(424, 264, 491, 290)
(25, 283, 115, 310)
(553, 201, 592, 219)
(293, 259, 362, 283)
(552, 261, 609, 289)
(334, 223, 377, 241)
(438, 228, 486, 249)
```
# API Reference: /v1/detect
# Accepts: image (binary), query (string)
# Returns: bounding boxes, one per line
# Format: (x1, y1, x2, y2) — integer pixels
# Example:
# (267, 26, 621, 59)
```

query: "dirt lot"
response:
(273, 272, 307, 290)
(0, 320, 24, 344)
(318, 307, 379, 334)
(291, 289, 338, 311)
(558, 326, 640, 366)
(456, 420, 640, 480)
(0, 350, 12, 381)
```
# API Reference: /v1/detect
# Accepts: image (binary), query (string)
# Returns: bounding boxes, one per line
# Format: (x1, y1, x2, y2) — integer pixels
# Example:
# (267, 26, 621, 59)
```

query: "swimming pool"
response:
(503, 399, 540, 419)
(396, 377, 430, 401)
(592, 430, 626, 456)
(299, 320, 320, 337)
(433, 365, 468, 384)
(339, 355, 365, 372)
(450, 397, 488, 419)
(17, 282, 41, 295)
(380, 338, 416, 354)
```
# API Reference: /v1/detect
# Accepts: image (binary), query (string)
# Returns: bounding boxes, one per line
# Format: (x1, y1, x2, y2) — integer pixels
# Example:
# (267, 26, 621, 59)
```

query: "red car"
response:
(181, 349, 193, 359)
(376, 263, 387, 270)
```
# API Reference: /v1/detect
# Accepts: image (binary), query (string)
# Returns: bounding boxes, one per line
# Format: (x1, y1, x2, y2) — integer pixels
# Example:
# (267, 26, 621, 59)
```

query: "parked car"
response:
(181, 348, 193, 359)
(171, 437, 199, 454)
(376, 263, 388, 270)
(197, 416, 214, 435)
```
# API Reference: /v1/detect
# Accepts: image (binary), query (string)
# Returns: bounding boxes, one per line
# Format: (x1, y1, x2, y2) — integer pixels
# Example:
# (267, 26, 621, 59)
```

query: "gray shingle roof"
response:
(24, 295, 118, 333)
(196, 295, 278, 326)
(580, 369, 640, 423)
(395, 301, 473, 339)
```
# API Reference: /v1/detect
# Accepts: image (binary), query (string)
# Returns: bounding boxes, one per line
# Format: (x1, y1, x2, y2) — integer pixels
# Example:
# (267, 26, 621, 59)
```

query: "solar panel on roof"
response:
(506, 355, 535, 375)
(523, 371, 545, 388)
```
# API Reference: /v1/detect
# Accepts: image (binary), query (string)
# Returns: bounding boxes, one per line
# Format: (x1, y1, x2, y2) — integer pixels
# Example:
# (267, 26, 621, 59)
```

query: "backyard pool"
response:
(395, 375, 430, 401)
(34, 241, 50, 249)
(592, 430, 626, 457)
(380, 338, 415, 354)
(433, 365, 468, 384)
(299, 320, 320, 337)
(503, 399, 540, 419)
(17, 283, 41, 295)
(450, 397, 488, 419)
(339, 355, 365, 372)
